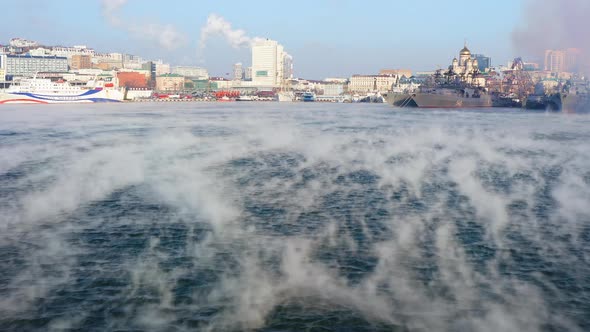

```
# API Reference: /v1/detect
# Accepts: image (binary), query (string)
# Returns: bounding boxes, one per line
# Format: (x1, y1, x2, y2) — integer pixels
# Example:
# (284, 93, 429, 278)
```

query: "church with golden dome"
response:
(448, 43, 485, 86)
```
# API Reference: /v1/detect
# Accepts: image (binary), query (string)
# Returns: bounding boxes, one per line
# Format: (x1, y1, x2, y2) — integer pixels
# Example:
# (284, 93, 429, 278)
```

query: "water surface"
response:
(0, 103, 589, 331)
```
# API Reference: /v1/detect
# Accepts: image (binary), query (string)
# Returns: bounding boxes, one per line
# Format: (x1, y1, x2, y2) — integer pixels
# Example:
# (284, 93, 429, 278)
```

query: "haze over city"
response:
(5, 0, 586, 78)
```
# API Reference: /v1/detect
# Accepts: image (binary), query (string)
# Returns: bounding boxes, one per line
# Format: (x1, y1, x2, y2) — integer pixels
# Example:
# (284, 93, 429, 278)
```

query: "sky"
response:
(1, 0, 530, 79)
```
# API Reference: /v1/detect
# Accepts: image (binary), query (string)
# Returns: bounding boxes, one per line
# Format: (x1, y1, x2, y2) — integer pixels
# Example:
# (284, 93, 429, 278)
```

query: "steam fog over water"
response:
(0, 103, 589, 331)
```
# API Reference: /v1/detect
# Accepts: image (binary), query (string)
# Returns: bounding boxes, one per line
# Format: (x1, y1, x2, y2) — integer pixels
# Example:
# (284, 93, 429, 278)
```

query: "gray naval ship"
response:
(385, 43, 494, 108)
(560, 79, 590, 113)
(525, 80, 590, 113)
(387, 85, 492, 108)
(561, 93, 590, 113)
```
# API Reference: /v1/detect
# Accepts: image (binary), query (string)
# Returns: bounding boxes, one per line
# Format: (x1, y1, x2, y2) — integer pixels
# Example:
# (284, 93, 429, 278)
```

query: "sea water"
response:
(0, 103, 589, 331)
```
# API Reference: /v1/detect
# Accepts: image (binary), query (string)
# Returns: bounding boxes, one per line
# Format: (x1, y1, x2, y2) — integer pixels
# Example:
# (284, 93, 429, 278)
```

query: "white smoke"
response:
(99, 0, 188, 50)
(513, 0, 590, 70)
(199, 13, 264, 51)
(100, 0, 128, 25)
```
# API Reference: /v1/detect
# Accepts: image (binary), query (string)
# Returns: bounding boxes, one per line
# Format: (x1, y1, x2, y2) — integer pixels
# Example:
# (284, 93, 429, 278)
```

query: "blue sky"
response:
(1, 0, 526, 79)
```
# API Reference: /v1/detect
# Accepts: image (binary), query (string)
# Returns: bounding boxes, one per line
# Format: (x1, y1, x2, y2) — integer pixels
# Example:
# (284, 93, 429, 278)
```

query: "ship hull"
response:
(0, 89, 124, 104)
(524, 94, 561, 112)
(561, 94, 590, 114)
(410, 93, 493, 108)
(385, 93, 416, 107)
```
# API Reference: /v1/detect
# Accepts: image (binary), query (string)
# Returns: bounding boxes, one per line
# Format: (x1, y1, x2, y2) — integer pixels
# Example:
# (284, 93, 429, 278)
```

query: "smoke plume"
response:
(100, 0, 188, 50)
(513, 0, 590, 69)
(100, 0, 128, 25)
(199, 14, 263, 51)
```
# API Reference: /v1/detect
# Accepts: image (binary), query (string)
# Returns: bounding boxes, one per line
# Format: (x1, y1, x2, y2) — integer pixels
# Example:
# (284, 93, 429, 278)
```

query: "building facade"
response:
(244, 67, 252, 81)
(172, 66, 208, 79)
(472, 54, 491, 72)
(544, 50, 565, 73)
(348, 75, 398, 93)
(117, 72, 148, 88)
(251, 39, 292, 87)
(142, 61, 157, 83)
(545, 48, 581, 73)
(283, 54, 293, 80)
(50, 45, 96, 58)
(233, 63, 243, 80)
(317, 82, 345, 96)
(70, 55, 92, 70)
(155, 63, 171, 76)
(379, 69, 412, 78)
(155, 73, 185, 92)
(1, 54, 68, 78)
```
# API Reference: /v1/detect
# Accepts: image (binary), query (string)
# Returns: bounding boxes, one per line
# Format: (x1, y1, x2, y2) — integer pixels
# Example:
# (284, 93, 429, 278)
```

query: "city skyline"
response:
(2, 0, 586, 79)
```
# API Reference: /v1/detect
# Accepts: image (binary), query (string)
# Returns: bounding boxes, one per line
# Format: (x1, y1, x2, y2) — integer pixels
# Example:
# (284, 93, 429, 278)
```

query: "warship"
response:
(389, 85, 492, 108)
(387, 44, 494, 108)
(561, 79, 590, 113)
(525, 80, 590, 113)
(561, 93, 590, 113)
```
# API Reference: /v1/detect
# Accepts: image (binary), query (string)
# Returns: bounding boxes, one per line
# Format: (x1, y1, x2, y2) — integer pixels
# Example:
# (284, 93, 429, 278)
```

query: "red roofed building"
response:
(117, 72, 148, 88)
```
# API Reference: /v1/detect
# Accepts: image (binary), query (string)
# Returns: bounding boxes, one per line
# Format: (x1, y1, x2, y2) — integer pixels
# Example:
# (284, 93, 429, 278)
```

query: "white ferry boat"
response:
(0, 78, 124, 104)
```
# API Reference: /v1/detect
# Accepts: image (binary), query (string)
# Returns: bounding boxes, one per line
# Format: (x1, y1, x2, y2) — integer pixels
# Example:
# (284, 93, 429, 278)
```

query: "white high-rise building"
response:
(233, 62, 243, 80)
(251, 39, 292, 87)
(283, 54, 293, 80)
(244, 67, 252, 81)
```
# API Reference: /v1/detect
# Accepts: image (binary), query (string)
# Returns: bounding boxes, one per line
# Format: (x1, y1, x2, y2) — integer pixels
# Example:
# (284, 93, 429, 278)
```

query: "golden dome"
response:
(460, 46, 471, 55)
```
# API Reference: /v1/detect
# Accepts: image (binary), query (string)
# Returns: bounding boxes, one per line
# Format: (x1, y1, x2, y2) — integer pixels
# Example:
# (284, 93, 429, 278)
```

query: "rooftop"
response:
(158, 73, 183, 78)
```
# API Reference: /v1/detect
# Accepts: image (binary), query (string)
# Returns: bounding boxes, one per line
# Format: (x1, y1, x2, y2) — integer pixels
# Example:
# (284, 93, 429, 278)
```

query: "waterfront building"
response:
(70, 55, 92, 70)
(1, 54, 68, 78)
(252, 39, 279, 86)
(233, 63, 243, 80)
(348, 74, 398, 93)
(209, 77, 233, 90)
(251, 39, 292, 87)
(316, 81, 345, 96)
(117, 72, 148, 88)
(191, 79, 211, 91)
(172, 66, 208, 79)
(155, 73, 185, 92)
